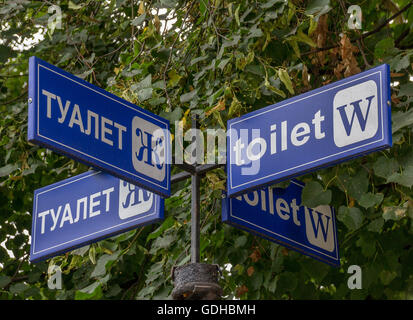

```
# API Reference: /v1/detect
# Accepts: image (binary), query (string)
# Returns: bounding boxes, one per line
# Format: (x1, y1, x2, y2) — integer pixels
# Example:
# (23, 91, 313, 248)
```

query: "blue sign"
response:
(227, 64, 392, 197)
(222, 180, 340, 266)
(28, 56, 170, 197)
(30, 170, 164, 263)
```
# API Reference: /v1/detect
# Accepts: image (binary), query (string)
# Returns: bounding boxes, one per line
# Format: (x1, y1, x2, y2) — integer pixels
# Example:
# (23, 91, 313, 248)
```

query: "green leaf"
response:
(374, 38, 395, 59)
(278, 69, 294, 95)
(367, 218, 384, 233)
(75, 282, 103, 300)
(131, 13, 146, 26)
(0, 164, 18, 177)
(340, 170, 369, 201)
(383, 206, 407, 221)
(392, 108, 413, 133)
(305, 0, 331, 20)
(137, 87, 153, 101)
(9, 282, 28, 295)
(397, 82, 413, 97)
(264, 80, 286, 98)
(291, 29, 317, 47)
(379, 270, 397, 285)
(218, 57, 231, 70)
(69, 1, 84, 10)
(234, 235, 248, 248)
(356, 236, 376, 257)
(260, 0, 284, 9)
(386, 165, 413, 187)
(337, 206, 364, 231)
(358, 192, 384, 209)
(167, 69, 182, 87)
(235, 5, 240, 26)
(301, 181, 332, 208)
(89, 246, 96, 265)
(373, 156, 399, 179)
(180, 90, 198, 103)
(0, 276, 11, 288)
(91, 251, 120, 278)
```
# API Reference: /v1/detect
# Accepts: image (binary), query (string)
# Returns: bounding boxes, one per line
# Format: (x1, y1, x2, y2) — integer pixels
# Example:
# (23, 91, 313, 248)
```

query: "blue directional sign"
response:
(28, 56, 170, 197)
(227, 64, 392, 197)
(30, 170, 163, 263)
(222, 180, 340, 266)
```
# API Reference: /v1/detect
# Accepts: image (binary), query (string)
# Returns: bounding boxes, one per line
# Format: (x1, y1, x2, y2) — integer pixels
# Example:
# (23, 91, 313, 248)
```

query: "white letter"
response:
(347, 5, 362, 30)
(233, 138, 245, 166)
(42, 89, 56, 119)
(85, 110, 99, 139)
(290, 198, 301, 226)
(114, 122, 127, 150)
(312, 110, 325, 139)
(347, 265, 362, 289)
(38, 210, 50, 234)
(59, 203, 74, 228)
(50, 206, 62, 231)
(75, 197, 88, 222)
(291, 122, 310, 147)
(101, 116, 113, 146)
(276, 198, 290, 220)
(281, 121, 288, 151)
(89, 191, 101, 217)
(243, 191, 259, 206)
(246, 138, 267, 161)
(68, 104, 85, 133)
(206, 128, 226, 164)
(270, 124, 277, 154)
(102, 187, 115, 212)
(47, 265, 62, 290)
(56, 96, 71, 123)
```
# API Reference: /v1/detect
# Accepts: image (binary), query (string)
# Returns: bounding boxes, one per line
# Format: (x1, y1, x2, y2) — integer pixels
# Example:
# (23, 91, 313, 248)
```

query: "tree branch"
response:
(302, 2, 413, 57)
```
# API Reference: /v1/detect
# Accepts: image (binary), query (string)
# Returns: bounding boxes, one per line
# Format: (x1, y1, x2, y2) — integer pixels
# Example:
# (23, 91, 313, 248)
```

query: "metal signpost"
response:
(30, 170, 163, 263)
(28, 56, 171, 198)
(222, 180, 340, 267)
(227, 64, 392, 197)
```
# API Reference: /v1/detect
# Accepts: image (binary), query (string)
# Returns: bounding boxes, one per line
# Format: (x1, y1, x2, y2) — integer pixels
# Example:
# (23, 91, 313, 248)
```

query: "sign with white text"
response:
(227, 64, 392, 197)
(30, 170, 163, 263)
(28, 56, 170, 197)
(222, 180, 340, 266)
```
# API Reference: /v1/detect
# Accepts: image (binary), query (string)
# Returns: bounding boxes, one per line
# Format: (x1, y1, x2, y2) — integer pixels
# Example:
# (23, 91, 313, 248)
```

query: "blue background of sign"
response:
(30, 170, 164, 263)
(222, 180, 340, 267)
(28, 56, 170, 197)
(227, 64, 392, 197)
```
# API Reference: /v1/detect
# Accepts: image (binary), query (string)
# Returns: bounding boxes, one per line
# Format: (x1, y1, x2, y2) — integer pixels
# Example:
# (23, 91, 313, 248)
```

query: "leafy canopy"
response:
(1, 0, 413, 300)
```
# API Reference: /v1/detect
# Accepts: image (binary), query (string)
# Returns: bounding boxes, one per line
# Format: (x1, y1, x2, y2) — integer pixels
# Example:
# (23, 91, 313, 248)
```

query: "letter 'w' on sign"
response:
(30, 170, 163, 263)
(227, 64, 392, 198)
(28, 56, 171, 198)
(333, 80, 379, 147)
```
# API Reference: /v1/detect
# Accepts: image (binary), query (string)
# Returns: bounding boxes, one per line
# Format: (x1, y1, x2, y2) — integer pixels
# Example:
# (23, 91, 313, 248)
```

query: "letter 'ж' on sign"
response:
(28, 56, 171, 198)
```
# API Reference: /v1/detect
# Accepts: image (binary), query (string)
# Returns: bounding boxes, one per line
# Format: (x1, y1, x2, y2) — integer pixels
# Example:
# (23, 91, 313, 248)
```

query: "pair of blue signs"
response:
(28, 57, 169, 262)
(225, 63, 391, 266)
(28, 56, 392, 265)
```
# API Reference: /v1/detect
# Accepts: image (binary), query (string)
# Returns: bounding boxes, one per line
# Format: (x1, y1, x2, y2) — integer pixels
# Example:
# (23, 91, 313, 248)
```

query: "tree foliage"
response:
(1, 0, 413, 300)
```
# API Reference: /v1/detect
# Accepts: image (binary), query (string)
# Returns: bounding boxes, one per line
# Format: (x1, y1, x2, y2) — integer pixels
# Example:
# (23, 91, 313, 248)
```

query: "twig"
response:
(162, 1, 196, 111)
(1, 90, 27, 106)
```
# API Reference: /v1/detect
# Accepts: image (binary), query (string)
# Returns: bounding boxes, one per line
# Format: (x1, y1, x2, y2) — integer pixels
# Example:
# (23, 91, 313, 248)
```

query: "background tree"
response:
(0, 0, 413, 300)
